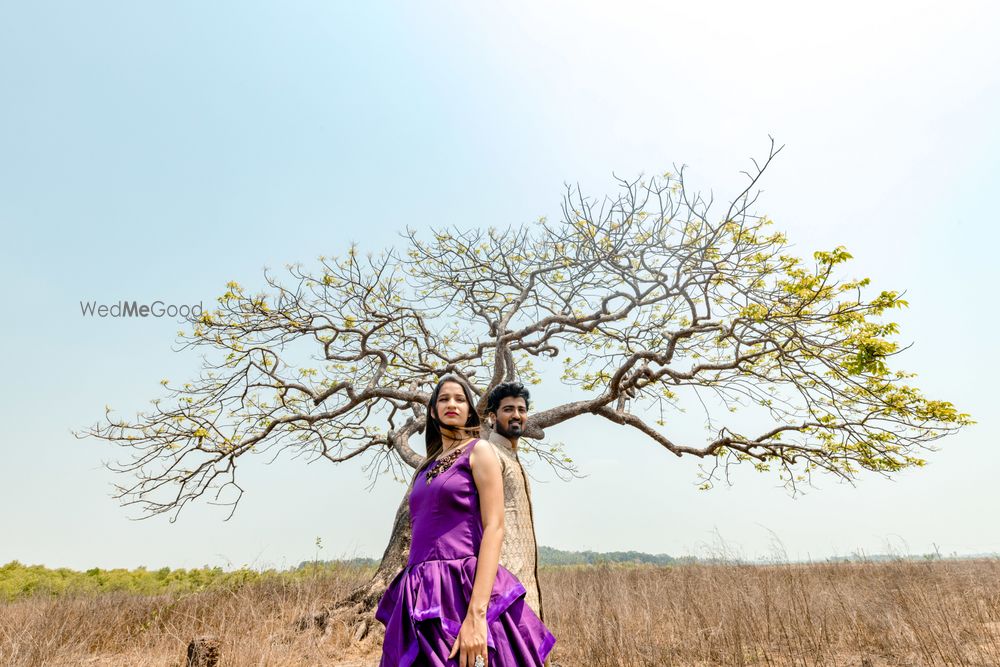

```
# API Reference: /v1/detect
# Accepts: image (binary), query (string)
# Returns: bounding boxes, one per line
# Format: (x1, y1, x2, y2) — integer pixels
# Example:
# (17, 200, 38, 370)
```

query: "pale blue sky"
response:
(2, 1, 998, 570)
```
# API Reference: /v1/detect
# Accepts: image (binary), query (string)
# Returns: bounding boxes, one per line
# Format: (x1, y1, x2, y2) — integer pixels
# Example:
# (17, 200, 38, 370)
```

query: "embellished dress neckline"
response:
(424, 439, 478, 484)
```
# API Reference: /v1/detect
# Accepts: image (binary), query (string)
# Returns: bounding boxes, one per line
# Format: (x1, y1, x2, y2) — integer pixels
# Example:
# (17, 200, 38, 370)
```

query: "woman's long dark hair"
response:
(416, 374, 482, 476)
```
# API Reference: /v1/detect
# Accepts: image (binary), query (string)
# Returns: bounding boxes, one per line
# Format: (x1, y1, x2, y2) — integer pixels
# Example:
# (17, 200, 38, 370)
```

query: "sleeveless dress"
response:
(375, 438, 557, 666)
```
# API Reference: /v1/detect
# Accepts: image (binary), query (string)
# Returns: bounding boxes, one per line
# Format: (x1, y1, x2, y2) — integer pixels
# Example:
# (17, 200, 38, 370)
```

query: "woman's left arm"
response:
(468, 439, 505, 616)
(449, 439, 504, 665)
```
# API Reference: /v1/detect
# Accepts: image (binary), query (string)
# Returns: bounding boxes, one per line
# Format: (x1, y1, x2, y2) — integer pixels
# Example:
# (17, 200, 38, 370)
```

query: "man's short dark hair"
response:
(486, 381, 531, 415)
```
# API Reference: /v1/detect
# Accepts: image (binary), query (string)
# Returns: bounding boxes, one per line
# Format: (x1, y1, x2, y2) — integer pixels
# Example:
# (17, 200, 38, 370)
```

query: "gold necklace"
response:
(438, 428, 467, 456)
(438, 441, 464, 459)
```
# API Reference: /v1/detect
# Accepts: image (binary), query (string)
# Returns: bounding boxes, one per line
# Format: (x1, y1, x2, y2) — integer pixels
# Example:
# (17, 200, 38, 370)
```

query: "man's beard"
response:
(496, 420, 523, 438)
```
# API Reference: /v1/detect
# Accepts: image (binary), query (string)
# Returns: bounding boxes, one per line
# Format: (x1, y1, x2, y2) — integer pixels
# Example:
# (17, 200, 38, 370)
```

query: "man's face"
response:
(492, 396, 528, 439)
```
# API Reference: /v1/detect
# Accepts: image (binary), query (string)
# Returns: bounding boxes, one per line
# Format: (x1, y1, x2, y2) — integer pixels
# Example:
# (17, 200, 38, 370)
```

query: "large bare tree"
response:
(80, 140, 972, 641)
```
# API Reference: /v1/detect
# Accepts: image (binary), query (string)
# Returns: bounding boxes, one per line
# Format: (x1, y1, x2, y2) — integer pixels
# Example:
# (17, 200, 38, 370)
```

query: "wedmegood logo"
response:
(79, 300, 204, 318)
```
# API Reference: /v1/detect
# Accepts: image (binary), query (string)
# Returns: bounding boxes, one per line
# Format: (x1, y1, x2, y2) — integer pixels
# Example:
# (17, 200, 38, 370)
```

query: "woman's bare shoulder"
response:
(469, 438, 504, 470)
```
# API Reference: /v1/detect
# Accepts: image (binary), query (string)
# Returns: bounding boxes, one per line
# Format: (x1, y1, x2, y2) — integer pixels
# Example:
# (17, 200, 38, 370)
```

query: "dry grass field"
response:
(2, 558, 999, 666)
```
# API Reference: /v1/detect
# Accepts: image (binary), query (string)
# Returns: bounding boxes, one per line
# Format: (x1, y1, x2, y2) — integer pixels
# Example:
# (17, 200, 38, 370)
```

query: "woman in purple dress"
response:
(376, 374, 556, 667)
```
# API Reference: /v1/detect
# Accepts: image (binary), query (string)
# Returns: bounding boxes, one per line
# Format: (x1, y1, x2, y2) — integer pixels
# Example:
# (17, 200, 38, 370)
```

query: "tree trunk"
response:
(299, 478, 414, 640)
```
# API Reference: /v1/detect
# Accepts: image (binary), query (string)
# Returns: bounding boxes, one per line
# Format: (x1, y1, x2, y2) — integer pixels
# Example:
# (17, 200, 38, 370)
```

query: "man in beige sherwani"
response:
(483, 382, 546, 624)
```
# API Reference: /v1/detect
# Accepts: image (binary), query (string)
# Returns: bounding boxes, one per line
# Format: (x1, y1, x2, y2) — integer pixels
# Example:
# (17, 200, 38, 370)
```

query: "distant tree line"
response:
(538, 546, 680, 566)
(6, 547, 991, 601)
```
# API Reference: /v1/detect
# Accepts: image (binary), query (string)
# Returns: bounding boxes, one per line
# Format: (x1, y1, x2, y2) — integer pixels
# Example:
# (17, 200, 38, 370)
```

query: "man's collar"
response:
(487, 429, 517, 454)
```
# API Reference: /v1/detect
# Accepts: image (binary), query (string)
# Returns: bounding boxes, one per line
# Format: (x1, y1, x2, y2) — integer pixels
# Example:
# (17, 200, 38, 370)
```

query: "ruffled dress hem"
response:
(375, 554, 555, 666)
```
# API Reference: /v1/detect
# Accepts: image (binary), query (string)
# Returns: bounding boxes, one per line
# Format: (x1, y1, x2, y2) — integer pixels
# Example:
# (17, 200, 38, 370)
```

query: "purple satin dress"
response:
(375, 439, 556, 666)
